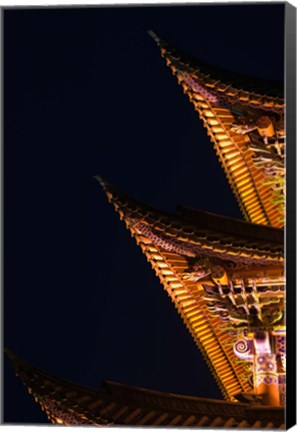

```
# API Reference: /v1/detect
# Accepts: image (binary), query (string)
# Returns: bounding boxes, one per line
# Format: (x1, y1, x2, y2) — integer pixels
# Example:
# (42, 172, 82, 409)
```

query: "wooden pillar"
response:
(253, 352, 280, 406)
(253, 331, 280, 406)
(275, 335, 286, 406)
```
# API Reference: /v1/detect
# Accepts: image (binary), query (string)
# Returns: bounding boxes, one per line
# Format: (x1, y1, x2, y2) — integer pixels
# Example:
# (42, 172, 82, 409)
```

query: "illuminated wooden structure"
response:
(7, 33, 285, 426)
(147, 31, 284, 228)
(96, 175, 285, 407)
(6, 349, 285, 428)
(144, 32, 285, 408)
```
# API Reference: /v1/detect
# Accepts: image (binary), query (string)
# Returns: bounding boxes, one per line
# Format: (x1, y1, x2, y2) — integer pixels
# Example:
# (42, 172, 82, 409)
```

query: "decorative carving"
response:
(133, 221, 282, 266)
(231, 116, 257, 135)
(26, 394, 112, 426)
(230, 109, 285, 223)
(254, 331, 271, 354)
(276, 336, 286, 373)
(183, 258, 229, 284)
(202, 280, 284, 329)
(233, 339, 253, 361)
(183, 258, 212, 281)
(182, 73, 219, 104)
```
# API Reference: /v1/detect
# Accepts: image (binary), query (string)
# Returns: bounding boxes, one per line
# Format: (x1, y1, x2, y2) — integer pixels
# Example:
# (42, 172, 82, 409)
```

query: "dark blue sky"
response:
(4, 4, 284, 423)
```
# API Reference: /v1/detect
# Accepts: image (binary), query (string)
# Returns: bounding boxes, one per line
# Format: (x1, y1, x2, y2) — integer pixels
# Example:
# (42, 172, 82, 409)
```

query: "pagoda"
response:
(6, 32, 285, 427)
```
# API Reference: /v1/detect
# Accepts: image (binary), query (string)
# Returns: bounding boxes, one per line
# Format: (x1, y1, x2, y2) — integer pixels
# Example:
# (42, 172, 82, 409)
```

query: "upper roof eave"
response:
(148, 31, 284, 101)
(96, 176, 284, 255)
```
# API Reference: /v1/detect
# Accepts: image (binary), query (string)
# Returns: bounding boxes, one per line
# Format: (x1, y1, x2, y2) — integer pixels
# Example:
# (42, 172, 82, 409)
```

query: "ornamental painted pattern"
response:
(278, 374, 286, 406)
(233, 339, 253, 361)
(31, 396, 112, 426)
(255, 353, 277, 373)
(254, 375, 279, 387)
(134, 221, 282, 267)
(254, 354, 279, 389)
(202, 282, 284, 328)
(182, 73, 219, 104)
(276, 336, 286, 372)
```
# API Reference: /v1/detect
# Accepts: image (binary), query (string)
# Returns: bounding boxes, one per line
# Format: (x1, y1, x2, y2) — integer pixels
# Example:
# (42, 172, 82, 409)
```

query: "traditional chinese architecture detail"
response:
(148, 30, 284, 228)
(233, 339, 253, 361)
(6, 349, 285, 428)
(96, 174, 285, 405)
(40, 398, 110, 425)
(7, 32, 285, 426)
(253, 354, 279, 405)
(145, 32, 285, 410)
(278, 374, 286, 407)
(202, 280, 284, 328)
(276, 336, 286, 371)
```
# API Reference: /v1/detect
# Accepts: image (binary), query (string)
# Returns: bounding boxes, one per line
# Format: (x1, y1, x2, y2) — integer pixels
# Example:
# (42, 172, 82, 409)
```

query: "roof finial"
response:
(94, 175, 116, 194)
(94, 175, 105, 187)
(147, 29, 161, 44)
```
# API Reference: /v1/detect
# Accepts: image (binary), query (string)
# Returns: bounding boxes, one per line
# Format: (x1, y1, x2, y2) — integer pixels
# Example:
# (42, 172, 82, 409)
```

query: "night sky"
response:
(4, 4, 284, 424)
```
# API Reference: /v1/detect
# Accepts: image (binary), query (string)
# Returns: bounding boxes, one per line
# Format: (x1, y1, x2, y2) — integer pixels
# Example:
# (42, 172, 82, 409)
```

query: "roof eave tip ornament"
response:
(147, 29, 161, 44)
(94, 175, 106, 189)
(94, 175, 114, 195)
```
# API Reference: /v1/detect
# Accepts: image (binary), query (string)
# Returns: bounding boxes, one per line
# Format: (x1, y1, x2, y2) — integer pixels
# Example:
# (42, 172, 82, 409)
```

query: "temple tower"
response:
(6, 31, 285, 424)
